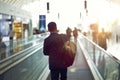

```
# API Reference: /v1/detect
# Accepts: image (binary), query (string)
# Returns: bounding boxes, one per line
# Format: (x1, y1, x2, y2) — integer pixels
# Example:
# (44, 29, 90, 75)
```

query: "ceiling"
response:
(0, 0, 39, 18)
(0, 0, 120, 30)
(0, 0, 120, 20)
(0, 0, 38, 8)
(0, 0, 120, 9)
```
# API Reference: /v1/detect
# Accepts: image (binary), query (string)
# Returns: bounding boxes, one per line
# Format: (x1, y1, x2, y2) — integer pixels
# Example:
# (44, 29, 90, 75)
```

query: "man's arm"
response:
(43, 40, 49, 56)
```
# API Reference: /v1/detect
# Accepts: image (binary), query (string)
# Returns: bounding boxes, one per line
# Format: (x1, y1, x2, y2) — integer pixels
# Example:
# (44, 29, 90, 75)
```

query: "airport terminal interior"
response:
(0, 0, 120, 80)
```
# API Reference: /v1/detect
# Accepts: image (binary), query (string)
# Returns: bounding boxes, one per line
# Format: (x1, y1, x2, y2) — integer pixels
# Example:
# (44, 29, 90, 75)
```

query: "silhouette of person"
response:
(98, 28, 107, 50)
(8, 26, 14, 54)
(0, 32, 6, 60)
(66, 27, 72, 40)
(43, 22, 68, 80)
(73, 27, 78, 43)
(92, 31, 98, 43)
(8, 24, 15, 40)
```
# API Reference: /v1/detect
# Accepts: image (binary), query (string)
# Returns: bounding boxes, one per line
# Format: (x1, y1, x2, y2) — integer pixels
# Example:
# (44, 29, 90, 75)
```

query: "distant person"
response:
(0, 32, 6, 60)
(98, 28, 107, 50)
(8, 27, 15, 41)
(66, 27, 72, 40)
(73, 27, 78, 43)
(8, 27, 15, 54)
(43, 22, 68, 80)
(92, 30, 98, 43)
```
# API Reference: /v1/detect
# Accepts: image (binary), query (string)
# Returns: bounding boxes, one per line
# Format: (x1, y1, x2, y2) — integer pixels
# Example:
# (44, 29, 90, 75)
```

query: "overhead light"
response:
(84, 0, 87, 9)
(47, 2, 50, 13)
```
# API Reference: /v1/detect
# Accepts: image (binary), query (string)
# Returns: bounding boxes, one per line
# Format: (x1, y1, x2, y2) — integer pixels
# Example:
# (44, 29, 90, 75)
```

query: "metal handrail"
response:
(78, 39, 104, 80)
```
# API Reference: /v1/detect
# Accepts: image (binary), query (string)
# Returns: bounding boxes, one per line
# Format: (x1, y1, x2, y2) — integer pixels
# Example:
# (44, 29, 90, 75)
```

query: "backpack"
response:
(60, 34, 77, 67)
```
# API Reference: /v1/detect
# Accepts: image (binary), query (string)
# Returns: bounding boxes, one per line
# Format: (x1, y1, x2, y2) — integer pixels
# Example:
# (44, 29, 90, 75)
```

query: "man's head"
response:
(48, 22, 57, 32)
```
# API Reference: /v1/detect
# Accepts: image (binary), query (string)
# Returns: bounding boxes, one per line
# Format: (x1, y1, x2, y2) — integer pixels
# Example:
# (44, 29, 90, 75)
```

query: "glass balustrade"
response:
(0, 45, 49, 80)
(0, 33, 49, 80)
(79, 34, 120, 80)
(0, 33, 48, 61)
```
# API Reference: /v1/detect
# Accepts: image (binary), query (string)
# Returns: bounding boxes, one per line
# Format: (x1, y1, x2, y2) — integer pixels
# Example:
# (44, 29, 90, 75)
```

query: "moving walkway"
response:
(0, 33, 119, 80)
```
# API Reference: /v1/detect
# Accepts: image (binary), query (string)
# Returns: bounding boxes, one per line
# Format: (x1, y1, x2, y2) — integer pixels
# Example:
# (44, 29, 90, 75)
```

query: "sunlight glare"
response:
(21, 0, 120, 32)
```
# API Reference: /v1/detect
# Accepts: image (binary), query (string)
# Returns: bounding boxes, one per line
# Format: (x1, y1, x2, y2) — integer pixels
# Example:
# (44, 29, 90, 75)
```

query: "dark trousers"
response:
(50, 68, 67, 80)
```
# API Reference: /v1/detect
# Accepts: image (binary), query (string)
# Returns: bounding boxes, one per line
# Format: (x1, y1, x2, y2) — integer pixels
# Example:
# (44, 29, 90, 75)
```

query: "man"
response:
(66, 27, 72, 40)
(98, 28, 107, 50)
(8, 26, 14, 53)
(43, 22, 68, 80)
(73, 27, 78, 43)
(8, 25, 15, 40)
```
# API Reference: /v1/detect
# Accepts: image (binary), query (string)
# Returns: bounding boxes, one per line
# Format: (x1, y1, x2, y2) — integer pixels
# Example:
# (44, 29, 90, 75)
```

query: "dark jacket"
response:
(43, 33, 68, 69)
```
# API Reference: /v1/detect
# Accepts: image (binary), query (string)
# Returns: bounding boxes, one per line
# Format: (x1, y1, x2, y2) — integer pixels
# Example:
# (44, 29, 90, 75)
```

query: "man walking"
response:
(43, 22, 68, 80)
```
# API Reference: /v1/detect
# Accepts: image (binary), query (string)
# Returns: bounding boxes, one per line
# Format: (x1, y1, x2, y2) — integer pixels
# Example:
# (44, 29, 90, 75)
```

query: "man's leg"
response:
(60, 68, 67, 80)
(50, 69, 59, 80)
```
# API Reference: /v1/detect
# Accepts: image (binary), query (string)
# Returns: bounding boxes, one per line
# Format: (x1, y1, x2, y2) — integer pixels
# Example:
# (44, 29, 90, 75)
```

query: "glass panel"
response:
(79, 34, 120, 80)
(0, 48, 48, 80)
(0, 33, 48, 61)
